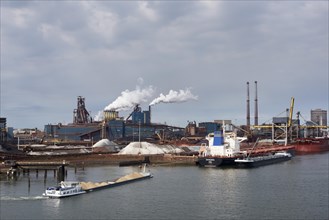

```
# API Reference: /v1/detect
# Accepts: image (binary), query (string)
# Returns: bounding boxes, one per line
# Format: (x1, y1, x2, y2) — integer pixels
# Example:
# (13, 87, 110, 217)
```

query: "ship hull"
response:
(197, 157, 236, 167)
(293, 138, 329, 154)
(235, 155, 291, 168)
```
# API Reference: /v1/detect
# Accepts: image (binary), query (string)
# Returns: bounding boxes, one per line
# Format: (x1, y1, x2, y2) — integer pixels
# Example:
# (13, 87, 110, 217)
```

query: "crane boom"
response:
(288, 97, 294, 127)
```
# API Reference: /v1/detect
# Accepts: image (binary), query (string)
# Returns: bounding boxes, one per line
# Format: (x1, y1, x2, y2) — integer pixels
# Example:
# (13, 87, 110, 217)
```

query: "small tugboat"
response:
(43, 181, 86, 198)
(234, 151, 292, 168)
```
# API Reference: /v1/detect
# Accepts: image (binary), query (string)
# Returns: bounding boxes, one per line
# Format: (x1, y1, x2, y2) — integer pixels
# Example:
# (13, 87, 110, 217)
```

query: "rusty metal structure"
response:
(73, 96, 92, 124)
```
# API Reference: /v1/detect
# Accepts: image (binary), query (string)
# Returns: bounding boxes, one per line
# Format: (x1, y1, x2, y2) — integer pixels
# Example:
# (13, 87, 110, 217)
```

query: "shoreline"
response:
(0, 153, 197, 173)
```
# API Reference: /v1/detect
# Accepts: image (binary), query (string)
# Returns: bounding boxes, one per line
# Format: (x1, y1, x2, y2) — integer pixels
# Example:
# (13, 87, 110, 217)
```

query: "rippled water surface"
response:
(1, 152, 328, 220)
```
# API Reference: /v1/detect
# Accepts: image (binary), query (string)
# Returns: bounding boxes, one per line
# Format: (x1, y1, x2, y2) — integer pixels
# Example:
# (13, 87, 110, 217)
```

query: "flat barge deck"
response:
(80, 171, 153, 192)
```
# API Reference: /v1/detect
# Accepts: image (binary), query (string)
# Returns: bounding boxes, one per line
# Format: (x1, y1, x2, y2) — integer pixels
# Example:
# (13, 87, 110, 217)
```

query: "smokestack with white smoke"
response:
(94, 85, 154, 121)
(105, 86, 154, 111)
(149, 88, 198, 106)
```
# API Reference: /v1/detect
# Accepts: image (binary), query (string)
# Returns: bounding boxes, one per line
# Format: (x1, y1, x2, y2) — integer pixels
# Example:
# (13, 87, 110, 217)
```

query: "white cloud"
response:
(88, 9, 118, 40)
(6, 7, 35, 28)
(138, 1, 158, 22)
(0, 1, 327, 129)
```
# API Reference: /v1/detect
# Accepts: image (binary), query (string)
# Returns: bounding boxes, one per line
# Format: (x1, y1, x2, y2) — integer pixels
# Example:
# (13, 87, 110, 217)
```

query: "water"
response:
(1, 153, 328, 220)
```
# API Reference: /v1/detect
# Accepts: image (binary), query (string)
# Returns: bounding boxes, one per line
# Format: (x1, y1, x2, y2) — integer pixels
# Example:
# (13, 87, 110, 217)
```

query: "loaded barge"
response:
(43, 165, 152, 198)
(81, 168, 152, 192)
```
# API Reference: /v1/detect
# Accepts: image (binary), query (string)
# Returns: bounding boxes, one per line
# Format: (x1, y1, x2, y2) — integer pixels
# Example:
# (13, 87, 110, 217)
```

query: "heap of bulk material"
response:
(92, 139, 120, 153)
(118, 142, 184, 155)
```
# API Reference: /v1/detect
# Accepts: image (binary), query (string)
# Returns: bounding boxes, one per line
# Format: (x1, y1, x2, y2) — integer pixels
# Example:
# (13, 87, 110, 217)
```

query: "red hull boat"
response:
(292, 137, 329, 154)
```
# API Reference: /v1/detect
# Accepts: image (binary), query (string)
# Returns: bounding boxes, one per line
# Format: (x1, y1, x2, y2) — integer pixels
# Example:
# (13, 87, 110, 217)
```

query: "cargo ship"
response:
(292, 137, 329, 154)
(197, 131, 247, 167)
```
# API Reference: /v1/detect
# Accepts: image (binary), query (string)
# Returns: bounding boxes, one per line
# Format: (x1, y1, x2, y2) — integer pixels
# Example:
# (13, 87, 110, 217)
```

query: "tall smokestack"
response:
(149, 105, 151, 123)
(246, 82, 250, 129)
(254, 81, 258, 126)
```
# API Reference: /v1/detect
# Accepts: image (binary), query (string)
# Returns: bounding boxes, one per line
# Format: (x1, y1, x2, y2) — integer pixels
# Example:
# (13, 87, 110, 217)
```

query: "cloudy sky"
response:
(1, 1, 328, 129)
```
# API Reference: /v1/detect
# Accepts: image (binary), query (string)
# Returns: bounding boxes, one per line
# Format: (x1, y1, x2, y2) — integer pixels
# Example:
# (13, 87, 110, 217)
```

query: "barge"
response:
(80, 168, 152, 192)
(234, 152, 292, 168)
(43, 164, 152, 198)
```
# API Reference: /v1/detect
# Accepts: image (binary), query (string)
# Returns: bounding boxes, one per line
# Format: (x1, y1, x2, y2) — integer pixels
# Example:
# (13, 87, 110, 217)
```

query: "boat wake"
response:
(0, 196, 47, 201)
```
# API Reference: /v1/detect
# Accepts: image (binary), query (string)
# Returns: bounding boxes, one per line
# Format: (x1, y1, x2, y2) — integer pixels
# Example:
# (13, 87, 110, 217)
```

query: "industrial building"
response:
(0, 117, 7, 144)
(0, 118, 16, 144)
(311, 109, 327, 126)
(43, 96, 185, 145)
(42, 96, 237, 146)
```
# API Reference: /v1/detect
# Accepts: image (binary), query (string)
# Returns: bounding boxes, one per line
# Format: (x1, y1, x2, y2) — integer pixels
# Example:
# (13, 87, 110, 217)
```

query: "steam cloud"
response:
(105, 86, 154, 111)
(94, 85, 198, 121)
(149, 89, 198, 106)
(94, 85, 154, 121)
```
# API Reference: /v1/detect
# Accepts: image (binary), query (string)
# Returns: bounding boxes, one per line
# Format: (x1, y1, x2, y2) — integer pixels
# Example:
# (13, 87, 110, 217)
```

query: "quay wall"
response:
(8, 153, 197, 167)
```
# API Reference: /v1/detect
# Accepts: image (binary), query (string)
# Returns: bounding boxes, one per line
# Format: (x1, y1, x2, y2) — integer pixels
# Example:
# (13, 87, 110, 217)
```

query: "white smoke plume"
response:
(94, 85, 154, 121)
(105, 86, 155, 111)
(94, 78, 154, 121)
(94, 110, 104, 121)
(149, 88, 198, 106)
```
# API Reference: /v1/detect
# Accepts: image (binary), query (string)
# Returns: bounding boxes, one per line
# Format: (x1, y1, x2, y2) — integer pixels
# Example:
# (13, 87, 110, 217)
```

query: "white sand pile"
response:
(92, 139, 119, 153)
(118, 142, 184, 155)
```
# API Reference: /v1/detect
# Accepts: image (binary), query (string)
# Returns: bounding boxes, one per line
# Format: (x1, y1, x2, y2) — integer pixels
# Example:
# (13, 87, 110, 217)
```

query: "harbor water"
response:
(1, 152, 328, 220)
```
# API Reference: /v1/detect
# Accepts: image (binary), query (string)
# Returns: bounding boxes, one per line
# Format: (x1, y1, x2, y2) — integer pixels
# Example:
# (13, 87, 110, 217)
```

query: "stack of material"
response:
(80, 181, 111, 191)
(92, 139, 120, 153)
(79, 172, 146, 191)
(114, 172, 144, 183)
(118, 142, 184, 155)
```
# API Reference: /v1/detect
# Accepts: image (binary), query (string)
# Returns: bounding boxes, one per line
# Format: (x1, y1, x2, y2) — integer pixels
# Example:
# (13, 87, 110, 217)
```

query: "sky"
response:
(1, 1, 328, 130)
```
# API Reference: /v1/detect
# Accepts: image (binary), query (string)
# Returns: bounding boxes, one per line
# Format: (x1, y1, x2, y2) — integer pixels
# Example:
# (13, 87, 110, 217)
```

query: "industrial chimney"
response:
(254, 81, 258, 126)
(149, 105, 151, 124)
(246, 82, 250, 129)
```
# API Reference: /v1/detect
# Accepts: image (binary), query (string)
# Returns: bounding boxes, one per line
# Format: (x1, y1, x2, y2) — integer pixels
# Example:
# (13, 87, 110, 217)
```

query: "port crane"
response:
(253, 97, 295, 145)
(253, 97, 328, 142)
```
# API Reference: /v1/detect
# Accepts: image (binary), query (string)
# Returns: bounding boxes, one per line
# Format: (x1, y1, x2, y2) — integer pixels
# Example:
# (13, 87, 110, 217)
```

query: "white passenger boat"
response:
(43, 181, 86, 198)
